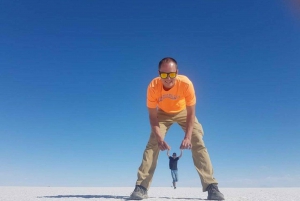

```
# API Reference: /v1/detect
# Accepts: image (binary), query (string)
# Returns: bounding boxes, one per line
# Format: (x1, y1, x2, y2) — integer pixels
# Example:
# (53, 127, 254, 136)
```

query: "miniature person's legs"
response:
(171, 170, 178, 188)
(176, 109, 218, 192)
(135, 112, 173, 190)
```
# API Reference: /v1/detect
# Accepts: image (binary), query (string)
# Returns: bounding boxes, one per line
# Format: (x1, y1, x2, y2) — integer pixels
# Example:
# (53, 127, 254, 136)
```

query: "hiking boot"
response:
(207, 183, 225, 200)
(129, 185, 148, 200)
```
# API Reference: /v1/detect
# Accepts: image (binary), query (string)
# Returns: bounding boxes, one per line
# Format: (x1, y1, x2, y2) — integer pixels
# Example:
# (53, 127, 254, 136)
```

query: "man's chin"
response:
(163, 84, 174, 89)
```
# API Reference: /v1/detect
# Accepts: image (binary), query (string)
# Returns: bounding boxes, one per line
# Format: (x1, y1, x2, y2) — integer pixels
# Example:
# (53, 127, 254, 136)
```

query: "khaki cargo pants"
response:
(135, 109, 218, 192)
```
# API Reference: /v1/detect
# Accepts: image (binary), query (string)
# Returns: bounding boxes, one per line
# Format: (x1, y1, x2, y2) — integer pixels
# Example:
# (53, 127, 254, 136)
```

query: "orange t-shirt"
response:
(147, 75, 196, 113)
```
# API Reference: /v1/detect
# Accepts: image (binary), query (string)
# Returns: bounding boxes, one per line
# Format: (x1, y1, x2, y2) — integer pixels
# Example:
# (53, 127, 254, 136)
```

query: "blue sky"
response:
(0, 0, 299, 188)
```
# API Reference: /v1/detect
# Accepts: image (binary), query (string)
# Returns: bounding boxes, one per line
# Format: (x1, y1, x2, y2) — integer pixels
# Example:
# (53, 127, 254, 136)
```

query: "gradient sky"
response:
(1, 0, 299, 188)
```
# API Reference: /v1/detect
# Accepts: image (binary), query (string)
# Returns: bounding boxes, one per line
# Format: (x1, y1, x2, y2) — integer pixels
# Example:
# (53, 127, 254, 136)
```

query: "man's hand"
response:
(158, 140, 171, 151)
(180, 137, 192, 149)
(148, 107, 170, 151)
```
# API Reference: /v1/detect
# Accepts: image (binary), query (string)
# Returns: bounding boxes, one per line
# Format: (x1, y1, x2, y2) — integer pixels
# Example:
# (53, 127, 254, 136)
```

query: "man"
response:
(130, 57, 225, 200)
(167, 149, 183, 189)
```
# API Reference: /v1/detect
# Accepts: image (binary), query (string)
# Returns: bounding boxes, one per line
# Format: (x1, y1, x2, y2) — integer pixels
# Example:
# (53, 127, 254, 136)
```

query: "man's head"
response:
(172, 153, 177, 158)
(158, 57, 178, 89)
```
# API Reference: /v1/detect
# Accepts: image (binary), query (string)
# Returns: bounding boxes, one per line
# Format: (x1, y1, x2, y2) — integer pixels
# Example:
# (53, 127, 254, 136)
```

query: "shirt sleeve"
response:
(147, 84, 158, 108)
(185, 81, 196, 106)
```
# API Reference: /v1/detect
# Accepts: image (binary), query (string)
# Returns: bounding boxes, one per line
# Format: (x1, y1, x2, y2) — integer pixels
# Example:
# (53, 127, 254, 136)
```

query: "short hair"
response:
(158, 57, 178, 70)
(172, 153, 176, 156)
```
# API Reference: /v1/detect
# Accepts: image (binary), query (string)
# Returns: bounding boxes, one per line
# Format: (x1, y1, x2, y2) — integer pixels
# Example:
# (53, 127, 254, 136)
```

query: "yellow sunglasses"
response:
(159, 71, 177, 79)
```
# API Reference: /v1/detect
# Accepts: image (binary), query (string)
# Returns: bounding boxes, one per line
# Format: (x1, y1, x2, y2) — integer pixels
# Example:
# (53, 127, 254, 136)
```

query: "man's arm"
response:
(167, 149, 170, 157)
(178, 149, 183, 158)
(148, 107, 170, 151)
(180, 104, 195, 149)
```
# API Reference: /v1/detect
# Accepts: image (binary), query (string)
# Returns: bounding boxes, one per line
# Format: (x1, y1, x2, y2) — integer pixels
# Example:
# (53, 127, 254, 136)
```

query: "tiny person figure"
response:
(167, 149, 183, 189)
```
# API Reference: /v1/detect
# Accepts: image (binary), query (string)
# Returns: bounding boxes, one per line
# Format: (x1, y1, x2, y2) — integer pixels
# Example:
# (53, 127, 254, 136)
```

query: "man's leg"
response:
(174, 170, 178, 188)
(176, 110, 218, 192)
(174, 170, 178, 182)
(135, 131, 161, 190)
(190, 123, 218, 191)
(136, 110, 173, 190)
(171, 170, 175, 187)
(171, 170, 177, 188)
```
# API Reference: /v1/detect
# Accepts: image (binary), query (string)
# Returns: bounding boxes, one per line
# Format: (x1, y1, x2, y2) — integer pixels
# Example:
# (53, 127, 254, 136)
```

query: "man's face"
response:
(159, 62, 178, 89)
(172, 154, 176, 158)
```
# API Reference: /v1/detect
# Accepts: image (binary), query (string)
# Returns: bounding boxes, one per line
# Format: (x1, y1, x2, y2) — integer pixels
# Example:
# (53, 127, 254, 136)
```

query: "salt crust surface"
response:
(0, 187, 299, 201)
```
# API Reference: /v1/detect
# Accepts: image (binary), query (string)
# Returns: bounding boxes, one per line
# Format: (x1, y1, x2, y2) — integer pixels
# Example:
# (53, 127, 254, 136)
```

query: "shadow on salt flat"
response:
(39, 195, 127, 199)
(39, 195, 204, 200)
(153, 197, 204, 200)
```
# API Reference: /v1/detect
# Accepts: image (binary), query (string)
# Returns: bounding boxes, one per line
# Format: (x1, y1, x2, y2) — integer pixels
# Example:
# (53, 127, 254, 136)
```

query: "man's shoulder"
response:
(148, 77, 161, 88)
(177, 75, 193, 84)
